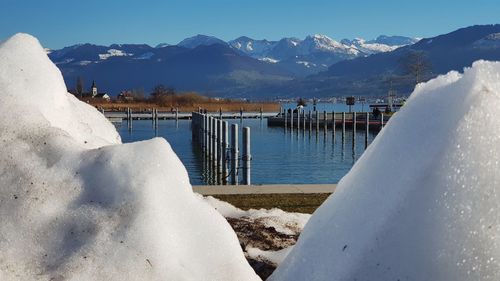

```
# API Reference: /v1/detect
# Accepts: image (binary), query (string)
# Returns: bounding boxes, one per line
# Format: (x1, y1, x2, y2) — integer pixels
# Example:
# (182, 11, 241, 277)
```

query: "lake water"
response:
(117, 103, 380, 185)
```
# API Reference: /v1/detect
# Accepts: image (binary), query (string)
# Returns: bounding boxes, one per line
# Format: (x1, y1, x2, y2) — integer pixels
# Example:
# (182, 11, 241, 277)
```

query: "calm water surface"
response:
(117, 105, 379, 185)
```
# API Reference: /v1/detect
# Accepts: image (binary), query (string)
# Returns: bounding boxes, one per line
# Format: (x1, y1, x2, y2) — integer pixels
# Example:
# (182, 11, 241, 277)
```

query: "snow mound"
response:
(0, 34, 258, 281)
(271, 60, 500, 281)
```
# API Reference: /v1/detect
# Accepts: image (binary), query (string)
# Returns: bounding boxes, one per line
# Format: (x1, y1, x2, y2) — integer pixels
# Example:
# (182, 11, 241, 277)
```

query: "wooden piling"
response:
(316, 111, 320, 131)
(332, 111, 336, 140)
(284, 109, 288, 129)
(323, 110, 327, 132)
(309, 110, 312, 132)
(242, 127, 251, 185)
(353, 112, 357, 135)
(222, 121, 229, 184)
(297, 109, 300, 130)
(365, 112, 369, 148)
(302, 110, 306, 130)
(231, 124, 239, 185)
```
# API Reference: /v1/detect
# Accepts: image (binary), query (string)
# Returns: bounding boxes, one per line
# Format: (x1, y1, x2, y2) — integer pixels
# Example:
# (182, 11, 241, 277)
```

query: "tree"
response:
(402, 50, 432, 85)
(297, 98, 307, 107)
(151, 84, 175, 99)
(76, 77, 84, 98)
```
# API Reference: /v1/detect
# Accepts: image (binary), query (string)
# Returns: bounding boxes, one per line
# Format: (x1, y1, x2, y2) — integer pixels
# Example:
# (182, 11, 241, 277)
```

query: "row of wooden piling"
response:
(191, 110, 251, 185)
(281, 110, 385, 148)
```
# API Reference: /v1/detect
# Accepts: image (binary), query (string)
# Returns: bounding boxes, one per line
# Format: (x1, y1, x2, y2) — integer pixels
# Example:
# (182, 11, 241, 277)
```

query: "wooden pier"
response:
(103, 108, 279, 121)
(191, 110, 252, 186)
(268, 111, 389, 131)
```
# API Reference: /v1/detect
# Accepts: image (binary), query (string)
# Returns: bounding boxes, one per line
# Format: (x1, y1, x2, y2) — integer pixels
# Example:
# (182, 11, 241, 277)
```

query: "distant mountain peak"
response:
(177, 34, 227, 49)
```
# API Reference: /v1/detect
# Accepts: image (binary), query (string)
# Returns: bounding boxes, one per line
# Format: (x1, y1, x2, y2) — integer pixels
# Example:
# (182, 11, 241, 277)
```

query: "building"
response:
(89, 80, 110, 101)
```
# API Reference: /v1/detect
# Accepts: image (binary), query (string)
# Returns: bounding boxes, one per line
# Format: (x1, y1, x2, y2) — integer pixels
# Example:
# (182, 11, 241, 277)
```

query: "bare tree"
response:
(76, 77, 84, 98)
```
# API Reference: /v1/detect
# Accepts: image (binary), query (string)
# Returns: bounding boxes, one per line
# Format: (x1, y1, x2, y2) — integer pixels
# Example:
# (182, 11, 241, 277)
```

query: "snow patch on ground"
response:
(98, 49, 133, 60)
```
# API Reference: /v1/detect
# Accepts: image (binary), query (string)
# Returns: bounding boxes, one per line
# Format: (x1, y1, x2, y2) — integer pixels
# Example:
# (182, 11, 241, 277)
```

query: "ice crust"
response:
(0, 34, 258, 281)
(271, 61, 500, 281)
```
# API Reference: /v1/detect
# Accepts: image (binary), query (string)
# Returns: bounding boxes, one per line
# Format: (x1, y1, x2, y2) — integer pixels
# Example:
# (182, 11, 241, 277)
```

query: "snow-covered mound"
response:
(0, 34, 258, 281)
(271, 60, 500, 281)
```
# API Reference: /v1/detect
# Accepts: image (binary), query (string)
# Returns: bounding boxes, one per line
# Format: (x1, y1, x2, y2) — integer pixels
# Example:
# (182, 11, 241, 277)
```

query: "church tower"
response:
(91, 80, 97, 97)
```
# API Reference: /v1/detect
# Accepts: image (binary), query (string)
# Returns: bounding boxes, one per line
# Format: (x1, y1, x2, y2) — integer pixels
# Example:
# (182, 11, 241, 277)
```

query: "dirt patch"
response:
(226, 217, 301, 280)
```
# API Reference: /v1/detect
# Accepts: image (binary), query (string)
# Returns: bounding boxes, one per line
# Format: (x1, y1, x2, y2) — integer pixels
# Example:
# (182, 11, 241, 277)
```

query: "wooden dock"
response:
(103, 109, 279, 120)
(267, 111, 391, 131)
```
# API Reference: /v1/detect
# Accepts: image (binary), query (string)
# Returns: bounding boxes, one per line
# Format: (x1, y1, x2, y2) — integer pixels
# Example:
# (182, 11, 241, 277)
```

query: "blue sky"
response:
(1, 0, 499, 49)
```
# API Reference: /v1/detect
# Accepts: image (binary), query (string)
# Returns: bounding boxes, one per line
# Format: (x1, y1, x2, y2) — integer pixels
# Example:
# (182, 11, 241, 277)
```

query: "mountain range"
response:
(48, 33, 416, 96)
(47, 25, 500, 98)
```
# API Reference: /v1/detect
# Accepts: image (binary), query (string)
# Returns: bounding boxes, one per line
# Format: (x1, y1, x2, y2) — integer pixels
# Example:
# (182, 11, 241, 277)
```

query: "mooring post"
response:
(213, 118, 218, 166)
(342, 112, 346, 132)
(175, 107, 179, 121)
(240, 107, 243, 121)
(260, 107, 263, 120)
(309, 110, 312, 132)
(155, 108, 159, 127)
(127, 107, 132, 130)
(217, 119, 223, 184)
(381, 113, 384, 129)
(231, 123, 239, 185)
(242, 127, 251, 185)
(353, 112, 357, 136)
(290, 109, 294, 131)
(284, 109, 288, 129)
(323, 110, 327, 132)
(151, 108, 155, 125)
(365, 112, 370, 148)
(316, 111, 320, 131)
(219, 107, 223, 119)
(222, 121, 229, 184)
(208, 117, 213, 159)
(302, 110, 306, 132)
(332, 111, 336, 140)
(297, 108, 301, 130)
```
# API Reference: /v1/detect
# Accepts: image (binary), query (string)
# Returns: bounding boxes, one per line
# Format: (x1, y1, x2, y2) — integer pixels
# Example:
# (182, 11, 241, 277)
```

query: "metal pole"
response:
(219, 107, 223, 119)
(290, 109, 294, 130)
(342, 112, 346, 142)
(175, 107, 179, 121)
(260, 107, 263, 120)
(381, 113, 384, 129)
(231, 124, 239, 185)
(242, 127, 251, 185)
(208, 117, 213, 159)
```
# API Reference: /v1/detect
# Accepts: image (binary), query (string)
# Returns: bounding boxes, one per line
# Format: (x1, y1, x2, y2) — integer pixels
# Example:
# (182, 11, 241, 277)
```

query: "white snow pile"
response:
(271, 60, 500, 281)
(0, 33, 258, 281)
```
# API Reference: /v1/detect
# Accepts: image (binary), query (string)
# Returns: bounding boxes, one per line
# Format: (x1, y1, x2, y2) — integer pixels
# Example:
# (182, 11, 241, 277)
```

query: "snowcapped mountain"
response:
(299, 34, 359, 55)
(368, 35, 419, 46)
(228, 36, 277, 58)
(177, 34, 227, 49)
